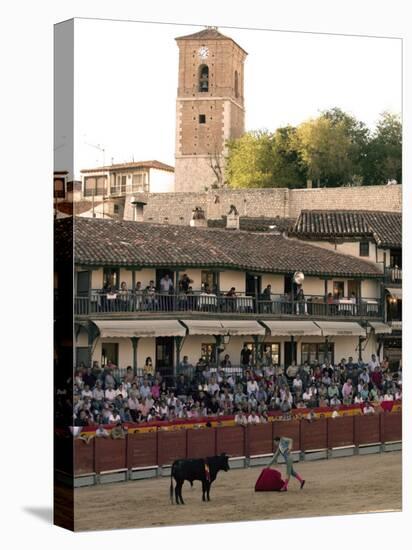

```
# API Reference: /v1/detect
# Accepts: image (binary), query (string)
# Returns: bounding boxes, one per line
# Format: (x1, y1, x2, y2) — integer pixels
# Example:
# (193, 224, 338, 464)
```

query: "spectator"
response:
(104, 383, 116, 402)
(111, 421, 127, 439)
(286, 360, 299, 380)
(368, 354, 380, 372)
(143, 357, 154, 376)
(95, 424, 110, 438)
(247, 410, 260, 424)
(293, 374, 303, 393)
(178, 355, 192, 375)
(240, 344, 252, 367)
(342, 379, 353, 404)
(220, 354, 232, 368)
(363, 401, 375, 415)
(179, 273, 193, 292)
(331, 406, 340, 419)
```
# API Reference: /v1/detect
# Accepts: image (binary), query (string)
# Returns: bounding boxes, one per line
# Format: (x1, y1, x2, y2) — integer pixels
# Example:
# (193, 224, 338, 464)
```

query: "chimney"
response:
(226, 204, 240, 230)
(190, 206, 207, 228)
(130, 197, 146, 222)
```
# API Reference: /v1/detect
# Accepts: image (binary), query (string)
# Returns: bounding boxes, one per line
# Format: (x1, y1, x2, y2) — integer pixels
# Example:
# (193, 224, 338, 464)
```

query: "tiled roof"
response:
(81, 161, 174, 174)
(55, 217, 383, 278)
(175, 27, 247, 54)
(291, 210, 402, 248)
(207, 216, 295, 233)
(55, 201, 100, 215)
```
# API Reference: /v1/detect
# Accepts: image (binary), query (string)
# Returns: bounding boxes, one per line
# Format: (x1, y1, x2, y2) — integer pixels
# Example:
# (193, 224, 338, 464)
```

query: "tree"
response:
(226, 128, 306, 189)
(294, 116, 354, 187)
(361, 112, 402, 184)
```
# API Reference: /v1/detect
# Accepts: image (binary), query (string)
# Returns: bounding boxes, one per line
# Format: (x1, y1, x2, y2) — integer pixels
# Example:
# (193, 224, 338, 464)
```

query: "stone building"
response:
(174, 27, 247, 192)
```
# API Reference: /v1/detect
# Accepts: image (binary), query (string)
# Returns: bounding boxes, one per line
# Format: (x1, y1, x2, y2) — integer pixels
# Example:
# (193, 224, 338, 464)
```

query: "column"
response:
(131, 337, 139, 376)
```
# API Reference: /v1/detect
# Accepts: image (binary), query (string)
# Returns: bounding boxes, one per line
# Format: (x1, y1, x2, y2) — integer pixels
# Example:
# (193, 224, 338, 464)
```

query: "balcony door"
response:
(246, 273, 261, 297)
(347, 280, 361, 300)
(76, 271, 90, 297)
(156, 337, 174, 380)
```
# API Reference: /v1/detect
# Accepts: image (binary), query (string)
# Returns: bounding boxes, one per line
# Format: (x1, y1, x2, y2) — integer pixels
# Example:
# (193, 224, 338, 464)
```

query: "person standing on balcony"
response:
(296, 287, 308, 315)
(143, 357, 154, 376)
(179, 273, 193, 293)
(159, 273, 174, 311)
(134, 281, 143, 310)
(240, 343, 252, 368)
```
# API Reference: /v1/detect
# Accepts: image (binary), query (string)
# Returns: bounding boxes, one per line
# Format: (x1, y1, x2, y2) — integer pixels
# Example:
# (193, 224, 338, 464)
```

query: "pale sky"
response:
(69, 19, 401, 176)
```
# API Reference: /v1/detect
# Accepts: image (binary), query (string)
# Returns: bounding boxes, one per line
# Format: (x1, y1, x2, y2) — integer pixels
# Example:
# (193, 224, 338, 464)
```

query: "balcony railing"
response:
(384, 267, 402, 285)
(75, 290, 383, 319)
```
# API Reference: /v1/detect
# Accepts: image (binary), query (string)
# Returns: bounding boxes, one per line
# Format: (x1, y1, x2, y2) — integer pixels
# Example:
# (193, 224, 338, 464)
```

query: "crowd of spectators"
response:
(72, 351, 402, 431)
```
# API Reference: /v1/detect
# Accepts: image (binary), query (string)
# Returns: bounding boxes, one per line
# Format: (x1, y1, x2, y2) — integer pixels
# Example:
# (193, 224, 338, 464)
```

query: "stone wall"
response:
(125, 185, 402, 225)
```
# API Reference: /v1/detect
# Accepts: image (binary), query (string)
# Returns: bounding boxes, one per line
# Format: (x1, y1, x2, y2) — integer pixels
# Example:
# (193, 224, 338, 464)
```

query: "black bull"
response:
(170, 454, 230, 504)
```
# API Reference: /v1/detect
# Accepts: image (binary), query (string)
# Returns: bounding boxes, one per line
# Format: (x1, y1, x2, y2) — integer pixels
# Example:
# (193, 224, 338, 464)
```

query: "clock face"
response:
(198, 46, 209, 59)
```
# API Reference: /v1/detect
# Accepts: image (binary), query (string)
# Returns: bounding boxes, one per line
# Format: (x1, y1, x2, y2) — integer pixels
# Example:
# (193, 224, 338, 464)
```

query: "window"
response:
(113, 204, 119, 214)
(54, 178, 65, 198)
(201, 270, 217, 292)
(198, 64, 209, 92)
(263, 343, 280, 365)
(360, 241, 370, 257)
(132, 173, 145, 192)
(234, 70, 239, 98)
(333, 281, 345, 299)
(121, 175, 127, 193)
(84, 176, 107, 196)
(101, 343, 119, 367)
(199, 114, 206, 124)
(201, 343, 216, 364)
(301, 343, 334, 365)
(103, 267, 119, 290)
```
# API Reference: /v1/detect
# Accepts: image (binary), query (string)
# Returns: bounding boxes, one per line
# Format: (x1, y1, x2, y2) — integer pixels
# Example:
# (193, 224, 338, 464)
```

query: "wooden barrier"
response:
(381, 412, 402, 442)
(300, 418, 328, 451)
(216, 425, 245, 457)
(248, 423, 273, 456)
(187, 428, 216, 459)
(272, 420, 301, 450)
(157, 429, 186, 466)
(94, 437, 127, 473)
(127, 431, 157, 469)
(74, 437, 95, 475)
(73, 412, 402, 479)
(327, 416, 355, 449)
(354, 414, 381, 446)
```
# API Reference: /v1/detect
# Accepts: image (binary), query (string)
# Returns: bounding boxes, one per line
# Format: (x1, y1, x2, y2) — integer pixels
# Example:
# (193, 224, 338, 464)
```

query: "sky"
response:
(67, 19, 402, 176)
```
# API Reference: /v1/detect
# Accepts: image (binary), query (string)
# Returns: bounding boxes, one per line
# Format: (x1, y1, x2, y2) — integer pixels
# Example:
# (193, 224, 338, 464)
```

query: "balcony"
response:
(384, 267, 402, 286)
(75, 290, 383, 320)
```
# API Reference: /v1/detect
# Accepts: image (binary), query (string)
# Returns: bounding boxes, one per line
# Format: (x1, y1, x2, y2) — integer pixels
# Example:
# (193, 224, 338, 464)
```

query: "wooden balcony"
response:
(75, 290, 384, 321)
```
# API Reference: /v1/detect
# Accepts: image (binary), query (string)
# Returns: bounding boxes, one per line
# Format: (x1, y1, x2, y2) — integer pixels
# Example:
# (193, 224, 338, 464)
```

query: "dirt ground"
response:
(74, 452, 401, 531)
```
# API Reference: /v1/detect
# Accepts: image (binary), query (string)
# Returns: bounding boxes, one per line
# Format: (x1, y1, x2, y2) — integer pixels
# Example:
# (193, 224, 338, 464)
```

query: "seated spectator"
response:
(286, 360, 299, 380)
(368, 354, 380, 372)
(247, 410, 260, 424)
(104, 383, 116, 402)
(293, 374, 303, 393)
(208, 376, 220, 396)
(353, 392, 364, 404)
(139, 379, 152, 399)
(108, 407, 122, 424)
(246, 377, 259, 397)
(95, 424, 110, 438)
(327, 382, 340, 400)
(111, 421, 127, 439)
(115, 383, 128, 399)
(383, 390, 394, 401)
(330, 395, 342, 407)
(362, 401, 375, 415)
(342, 378, 353, 404)
(318, 396, 329, 408)
(306, 408, 317, 422)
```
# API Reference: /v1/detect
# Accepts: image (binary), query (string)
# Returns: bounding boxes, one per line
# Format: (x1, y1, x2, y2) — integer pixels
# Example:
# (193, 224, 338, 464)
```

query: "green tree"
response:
(294, 116, 354, 187)
(226, 128, 306, 188)
(361, 112, 402, 184)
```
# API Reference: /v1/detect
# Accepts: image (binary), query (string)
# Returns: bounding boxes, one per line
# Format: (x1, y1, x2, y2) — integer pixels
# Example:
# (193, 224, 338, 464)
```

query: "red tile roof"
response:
(175, 27, 247, 55)
(55, 217, 383, 278)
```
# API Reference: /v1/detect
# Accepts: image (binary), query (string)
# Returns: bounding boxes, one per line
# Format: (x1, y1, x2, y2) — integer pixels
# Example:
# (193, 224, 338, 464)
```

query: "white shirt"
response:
(368, 358, 380, 372)
(247, 380, 259, 395)
(105, 389, 116, 401)
(248, 414, 260, 424)
(160, 277, 173, 292)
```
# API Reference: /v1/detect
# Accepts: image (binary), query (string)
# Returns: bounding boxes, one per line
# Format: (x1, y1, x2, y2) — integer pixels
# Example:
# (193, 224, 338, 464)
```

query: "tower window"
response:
(234, 70, 239, 98)
(198, 64, 209, 92)
(199, 114, 206, 124)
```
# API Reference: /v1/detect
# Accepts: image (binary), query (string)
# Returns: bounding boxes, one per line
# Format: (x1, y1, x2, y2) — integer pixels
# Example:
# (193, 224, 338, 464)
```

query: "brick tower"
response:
(174, 27, 247, 192)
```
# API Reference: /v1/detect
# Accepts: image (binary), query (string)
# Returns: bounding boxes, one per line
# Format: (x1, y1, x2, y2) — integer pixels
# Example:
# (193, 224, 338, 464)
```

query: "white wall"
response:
(220, 270, 245, 293)
(149, 168, 175, 193)
(261, 274, 284, 294)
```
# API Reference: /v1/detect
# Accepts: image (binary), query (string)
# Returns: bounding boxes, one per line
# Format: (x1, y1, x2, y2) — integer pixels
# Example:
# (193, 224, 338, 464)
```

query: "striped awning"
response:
(92, 319, 186, 338)
(180, 320, 226, 336)
(369, 322, 392, 334)
(220, 320, 266, 336)
(314, 321, 366, 337)
(260, 320, 322, 336)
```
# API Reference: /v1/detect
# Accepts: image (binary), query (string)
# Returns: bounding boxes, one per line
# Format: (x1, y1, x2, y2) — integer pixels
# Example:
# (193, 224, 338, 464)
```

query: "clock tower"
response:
(174, 27, 247, 192)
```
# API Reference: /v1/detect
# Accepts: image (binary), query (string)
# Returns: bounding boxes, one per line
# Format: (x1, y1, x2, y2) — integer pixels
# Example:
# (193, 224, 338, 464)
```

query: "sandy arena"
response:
(74, 452, 401, 531)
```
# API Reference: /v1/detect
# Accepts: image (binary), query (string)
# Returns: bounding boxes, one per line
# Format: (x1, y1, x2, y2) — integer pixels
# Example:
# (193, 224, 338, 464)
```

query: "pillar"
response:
(131, 337, 139, 376)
